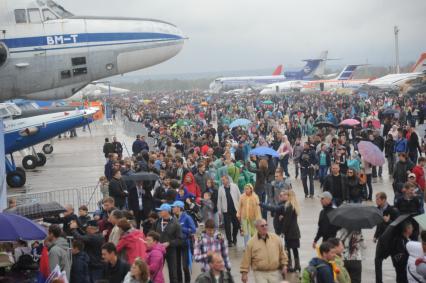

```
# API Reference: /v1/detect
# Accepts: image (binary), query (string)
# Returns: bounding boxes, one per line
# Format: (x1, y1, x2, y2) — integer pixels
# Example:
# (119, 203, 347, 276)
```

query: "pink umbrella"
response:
(364, 119, 381, 129)
(358, 141, 385, 166)
(340, 119, 360, 127)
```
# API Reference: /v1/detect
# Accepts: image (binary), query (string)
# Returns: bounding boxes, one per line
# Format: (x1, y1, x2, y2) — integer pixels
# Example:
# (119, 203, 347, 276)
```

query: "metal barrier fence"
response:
(8, 184, 103, 213)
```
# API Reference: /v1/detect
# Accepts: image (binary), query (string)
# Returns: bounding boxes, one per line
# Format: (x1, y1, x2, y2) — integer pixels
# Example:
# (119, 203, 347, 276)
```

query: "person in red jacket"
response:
(145, 231, 166, 283)
(182, 172, 201, 204)
(412, 157, 426, 192)
(116, 219, 146, 264)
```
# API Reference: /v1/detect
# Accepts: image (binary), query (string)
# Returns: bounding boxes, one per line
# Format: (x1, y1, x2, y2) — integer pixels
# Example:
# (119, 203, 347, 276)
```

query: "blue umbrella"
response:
(249, 147, 279, 158)
(229, 118, 252, 129)
(0, 213, 47, 241)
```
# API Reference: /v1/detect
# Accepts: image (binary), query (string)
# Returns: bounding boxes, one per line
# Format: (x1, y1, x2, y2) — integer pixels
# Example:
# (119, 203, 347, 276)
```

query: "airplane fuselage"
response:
(0, 1, 184, 101)
(3, 107, 96, 153)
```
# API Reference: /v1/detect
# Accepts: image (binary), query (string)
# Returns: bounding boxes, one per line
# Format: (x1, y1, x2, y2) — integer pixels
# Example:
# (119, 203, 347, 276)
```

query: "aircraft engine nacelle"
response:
(19, 127, 39, 137)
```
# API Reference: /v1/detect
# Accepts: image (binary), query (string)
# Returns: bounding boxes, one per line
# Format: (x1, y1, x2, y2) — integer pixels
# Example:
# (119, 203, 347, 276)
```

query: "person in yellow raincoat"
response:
(237, 184, 261, 247)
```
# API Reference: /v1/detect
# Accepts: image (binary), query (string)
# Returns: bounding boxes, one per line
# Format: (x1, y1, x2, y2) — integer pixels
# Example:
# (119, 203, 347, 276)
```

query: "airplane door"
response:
(320, 82, 324, 91)
(0, 42, 7, 68)
(275, 85, 279, 93)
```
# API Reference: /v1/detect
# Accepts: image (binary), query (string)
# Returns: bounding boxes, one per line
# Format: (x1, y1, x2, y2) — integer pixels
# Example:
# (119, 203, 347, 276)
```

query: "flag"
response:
(37, 246, 50, 283)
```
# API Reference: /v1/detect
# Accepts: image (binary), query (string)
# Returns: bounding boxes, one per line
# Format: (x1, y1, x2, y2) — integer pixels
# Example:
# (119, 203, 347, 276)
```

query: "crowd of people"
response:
(3, 89, 426, 283)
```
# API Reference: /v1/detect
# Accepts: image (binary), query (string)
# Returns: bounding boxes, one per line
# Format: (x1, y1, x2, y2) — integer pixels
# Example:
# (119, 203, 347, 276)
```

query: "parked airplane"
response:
(260, 64, 363, 95)
(1, 102, 97, 187)
(209, 51, 329, 93)
(0, 0, 185, 101)
(300, 65, 368, 94)
(366, 52, 426, 89)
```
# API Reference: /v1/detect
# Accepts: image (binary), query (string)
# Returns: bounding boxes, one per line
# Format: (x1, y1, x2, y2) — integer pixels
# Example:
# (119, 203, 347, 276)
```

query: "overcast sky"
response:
(63, 0, 426, 76)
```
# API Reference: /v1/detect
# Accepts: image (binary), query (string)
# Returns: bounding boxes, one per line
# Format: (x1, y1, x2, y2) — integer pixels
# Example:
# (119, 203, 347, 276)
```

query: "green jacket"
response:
(334, 256, 351, 283)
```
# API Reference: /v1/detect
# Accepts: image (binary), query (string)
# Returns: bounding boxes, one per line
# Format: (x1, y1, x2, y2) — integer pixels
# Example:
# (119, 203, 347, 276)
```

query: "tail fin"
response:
(272, 65, 283, 76)
(411, 52, 426, 73)
(336, 64, 361, 80)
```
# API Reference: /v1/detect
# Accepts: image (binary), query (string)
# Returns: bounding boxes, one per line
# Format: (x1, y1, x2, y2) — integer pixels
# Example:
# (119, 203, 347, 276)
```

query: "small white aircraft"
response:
(0, 0, 185, 101)
(366, 52, 426, 89)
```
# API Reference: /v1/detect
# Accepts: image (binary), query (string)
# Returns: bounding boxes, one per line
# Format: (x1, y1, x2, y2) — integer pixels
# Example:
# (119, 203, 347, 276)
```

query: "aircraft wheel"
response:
(22, 155, 37, 170)
(15, 167, 26, 176)
(36, 153, 47, 167)
(7, 170, 26, 188)
(42, 144, 53, 154)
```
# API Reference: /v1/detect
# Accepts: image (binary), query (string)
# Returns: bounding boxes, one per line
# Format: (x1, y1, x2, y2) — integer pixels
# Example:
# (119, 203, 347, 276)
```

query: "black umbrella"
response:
(376, 214, 411, 259)
(122, 172, 159, 182)
(6, 201, 66, 220)
(314, 121, 337, 128)
(382, 108, 399, 116)
(327, 204, 383, 231)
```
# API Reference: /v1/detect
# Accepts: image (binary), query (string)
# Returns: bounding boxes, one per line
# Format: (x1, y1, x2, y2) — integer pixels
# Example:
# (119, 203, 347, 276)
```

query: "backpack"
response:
(301, 263, 327, 283)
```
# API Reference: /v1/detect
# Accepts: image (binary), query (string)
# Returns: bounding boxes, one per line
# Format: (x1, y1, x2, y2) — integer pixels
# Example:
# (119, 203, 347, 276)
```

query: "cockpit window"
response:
(42, 8, 58, 21)
(46, 0, 74, 18)
(0, 43, 7, 67)
(28, 9, 42, 23)
(14, 9, 27, 23)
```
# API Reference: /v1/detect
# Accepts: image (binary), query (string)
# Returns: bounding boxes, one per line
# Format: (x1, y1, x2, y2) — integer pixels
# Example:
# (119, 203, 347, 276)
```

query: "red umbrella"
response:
(340, 119, 360, 127)
(358, 141, 385, 166)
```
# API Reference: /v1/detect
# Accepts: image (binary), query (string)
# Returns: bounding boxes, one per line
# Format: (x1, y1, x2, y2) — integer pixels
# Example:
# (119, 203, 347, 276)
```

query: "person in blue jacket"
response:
(172, 201, 196, 283)
(307, 242, 336, 283)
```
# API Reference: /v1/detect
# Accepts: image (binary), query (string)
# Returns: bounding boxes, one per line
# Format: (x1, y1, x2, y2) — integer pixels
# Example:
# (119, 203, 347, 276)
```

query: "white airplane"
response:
(66, 83, 130, 100)
(209, 51, 329, 93)
(0, 0, 185, 101)
(366, 52, 426, 89)
(260, 64, 364, 95)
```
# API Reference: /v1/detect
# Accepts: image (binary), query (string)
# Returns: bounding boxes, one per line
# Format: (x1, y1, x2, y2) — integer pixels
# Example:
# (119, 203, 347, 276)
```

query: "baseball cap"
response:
(171, 201, 185, 209)
(320, 191, 333, 199)
(156, 203, 171, 212)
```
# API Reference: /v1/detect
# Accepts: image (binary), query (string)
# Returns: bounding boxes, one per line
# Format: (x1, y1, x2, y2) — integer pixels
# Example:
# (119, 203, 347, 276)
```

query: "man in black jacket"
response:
(103, 138, 114, 159)
(44, 204, 78, 236)
(70, 239, 90, 283)
(108, 169, 128, 209)
(152, 203, 182, 283)
(322, 163, 348, 207)
(101, 242, 130, 283)
(313, 192, 339, 249)
(373, 131, 385, 178)
(70, 220, 105, 283)
(128, 181, 153, 229)
(112, 136, 123, 160)
(299, 142, 317, 198)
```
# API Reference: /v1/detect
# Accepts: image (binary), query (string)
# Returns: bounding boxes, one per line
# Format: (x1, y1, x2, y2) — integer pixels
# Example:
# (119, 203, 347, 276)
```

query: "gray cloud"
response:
(61, 0, 426, 75)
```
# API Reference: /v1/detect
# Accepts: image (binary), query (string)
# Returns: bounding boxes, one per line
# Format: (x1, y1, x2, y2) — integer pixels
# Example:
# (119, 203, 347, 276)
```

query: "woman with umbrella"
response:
(337, 228, 366, 283)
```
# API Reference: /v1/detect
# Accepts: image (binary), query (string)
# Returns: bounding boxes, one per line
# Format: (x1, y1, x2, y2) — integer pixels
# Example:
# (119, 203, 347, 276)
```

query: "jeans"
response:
(294, 160, 300, 178)
(177, 243, 191, 283)
(319, 165, 328, 185)
(366, 174, 373, 200)
(375, 257, 383, 283)
(165, 247, 179, 283)
(409, 151, 418, 164)
(223, 212, 239, 244)
(279, 155, 290, 177)
(387, 155, 395, 176)
(301, 167, 315, 196)
(372, 166, 383, 177)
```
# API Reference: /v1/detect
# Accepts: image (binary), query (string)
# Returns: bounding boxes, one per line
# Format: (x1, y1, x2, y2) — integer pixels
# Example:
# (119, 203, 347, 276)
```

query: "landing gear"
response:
(5, 155, 27, 188)
(36, 153, 47, 167)
(22, 155, 37, 169)
(6, 170, 26, 188)
(42, 144, 53, 154)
